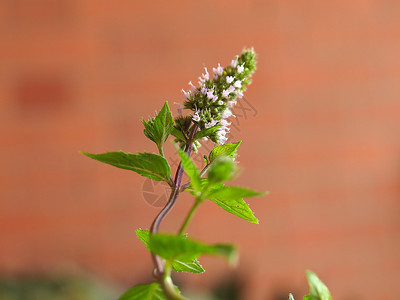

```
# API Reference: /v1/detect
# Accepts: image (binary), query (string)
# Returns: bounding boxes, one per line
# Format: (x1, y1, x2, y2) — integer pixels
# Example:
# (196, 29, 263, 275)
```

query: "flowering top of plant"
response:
(180, 49, 257, 145)
(82, 48, 332, 300)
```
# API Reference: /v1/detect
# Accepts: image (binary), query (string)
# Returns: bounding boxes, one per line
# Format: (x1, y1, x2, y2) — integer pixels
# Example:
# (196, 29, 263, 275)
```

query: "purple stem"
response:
(149, 124, 198, 278)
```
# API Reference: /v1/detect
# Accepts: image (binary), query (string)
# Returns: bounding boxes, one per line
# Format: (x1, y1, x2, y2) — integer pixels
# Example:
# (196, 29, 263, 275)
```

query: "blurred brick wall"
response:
(1, 1, 400, 299)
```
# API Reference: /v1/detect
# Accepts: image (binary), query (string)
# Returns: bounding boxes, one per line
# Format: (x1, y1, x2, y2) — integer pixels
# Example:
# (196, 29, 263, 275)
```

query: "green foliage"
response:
(171, 258, 204, 274)
(209, 142, 241, 163)
(82, 151, 171, 184)
(207, 186, 264, 224)
(171, 127, 186, 142)
(136, 229, 204, 274)
(176, 146, 202, 195)
(173, 115, 192, 141)
(149, 234, 237, 266)
(303, 270, 332, 300)
(119, 282, 167, 300)
(143, 102, 175, 148)
(186, 180, 264, 224)
(238, 48, 257, 78)
(207, 156, 236, 184)
(193, 125, 220, 141)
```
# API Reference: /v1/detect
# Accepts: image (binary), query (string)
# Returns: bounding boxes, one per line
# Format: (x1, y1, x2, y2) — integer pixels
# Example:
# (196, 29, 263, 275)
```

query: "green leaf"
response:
(186, 178, 222, 195)
(176, 146, 201, 195)
(207, 186, 266, 224)
(193, 125, 220, 140)
(149, 234, 237, 265)
(171, 127, 186, 141)
(119, 282, 166, 300)
(209, 141, 241, 162)
(136, 229, 151, 250)
(303, 270, 332, 300)
(171, 258, 204, 273)
(82, 151, 171, 183)
(143, 102, 174, 146)
(136, 229, 205, 274)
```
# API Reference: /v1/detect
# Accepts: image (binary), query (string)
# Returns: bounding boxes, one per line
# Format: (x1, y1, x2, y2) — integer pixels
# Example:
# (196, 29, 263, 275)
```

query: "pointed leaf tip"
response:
(304, 270, 332, 300)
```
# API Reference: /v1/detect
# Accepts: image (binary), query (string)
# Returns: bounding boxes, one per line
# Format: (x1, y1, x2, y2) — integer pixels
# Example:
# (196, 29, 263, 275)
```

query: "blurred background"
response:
(1, 0, 400, 299)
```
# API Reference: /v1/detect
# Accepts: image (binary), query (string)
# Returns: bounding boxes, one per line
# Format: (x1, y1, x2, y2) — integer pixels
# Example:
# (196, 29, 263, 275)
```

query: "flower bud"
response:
(207, 156, 236, 184)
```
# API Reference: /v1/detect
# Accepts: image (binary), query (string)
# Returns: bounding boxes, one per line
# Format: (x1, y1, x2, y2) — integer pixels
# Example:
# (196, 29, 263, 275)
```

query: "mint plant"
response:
(82, 49, 333, 300)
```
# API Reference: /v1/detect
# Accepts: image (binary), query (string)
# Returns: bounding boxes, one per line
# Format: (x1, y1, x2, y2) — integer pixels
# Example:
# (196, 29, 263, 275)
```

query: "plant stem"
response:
(160, 263, 187, 300)
(149, 124, 198, 297)
(178, 199, 201, 235)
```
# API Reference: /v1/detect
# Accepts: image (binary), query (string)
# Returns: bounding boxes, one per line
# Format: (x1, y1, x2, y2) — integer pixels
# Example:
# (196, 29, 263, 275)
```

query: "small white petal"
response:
(192, 111, 201, 122)
(222, 109, 232, 118)
(220, 119, 231, 126)
(234, 80, 242, 88)
(206, 90, 214, 100)
(213, 63, 224, 76)
(237, 64, 245, 73)
(189, 81, 196, 90)
(181, 89, 191, 99)
(231, 56, 238, 67)
(226, 76, 234, 84)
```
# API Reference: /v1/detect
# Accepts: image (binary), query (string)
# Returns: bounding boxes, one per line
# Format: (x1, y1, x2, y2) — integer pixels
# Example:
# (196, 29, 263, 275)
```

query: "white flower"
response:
(218, 130, 227, 138)
(222, 109, 235, 119)
(218, 100, 224, 105)
(227, 100, 236, 106)
(219, 137, 228, 144)
(199, 67, 209, 85)
(222, 85, 235, 98)
(220, 119, 231, 127)
(181, 89, 191, 99)
(201, 87, 207, 95)
(231, 56, 238, 67)
(226, 76, 234, 84)
(219, 136, 228, 144)
(217, 129, 228, 144)
(236, 90, 244, 98)
(205, 119, 217, 128)
(206, 90, 214, 100)
(234, 80, 242, 89)
(212, 95, 218, 102)
(237, 63, 245, 73)
(213, 63, 224, 76)
(203, 67, 209, 80)
(192, 111, 200, 122)
(188, 81, 196, 91)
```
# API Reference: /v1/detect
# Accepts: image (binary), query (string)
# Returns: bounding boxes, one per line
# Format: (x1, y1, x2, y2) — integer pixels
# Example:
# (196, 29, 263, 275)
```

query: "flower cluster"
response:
(181, 49, 257, 144)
